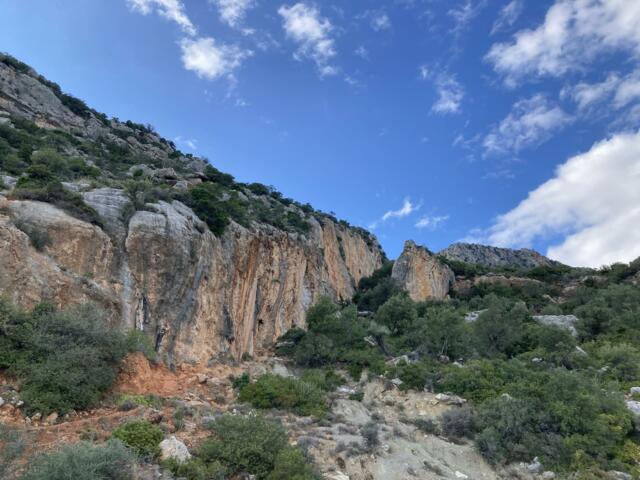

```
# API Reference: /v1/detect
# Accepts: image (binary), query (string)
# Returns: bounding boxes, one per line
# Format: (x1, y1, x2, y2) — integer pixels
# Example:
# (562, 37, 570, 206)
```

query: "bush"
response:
(267, 447, 320, 480)
(199, 415, 289, 479)
(0, 424, 25, 478)
(231, 372, 250, 390)
(125, 329, 157, 362)
(20, 440, 135, 480)
(111, 420, 163, 457)
(439, 406, 475, 438)
(238, 374, 327, 417)
(164, 458, 226, 480)
(13, 218, 51, 251)
(0, 301, 127, 414)
(472, 296, 530, 358)
(375, 294, 417, 335)
(361, 421, 379, 452)
(300, 369, 346, 392)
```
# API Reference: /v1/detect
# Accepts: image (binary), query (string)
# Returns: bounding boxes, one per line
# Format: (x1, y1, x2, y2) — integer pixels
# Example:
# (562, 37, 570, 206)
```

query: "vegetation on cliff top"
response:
(0, 53, 378, 246)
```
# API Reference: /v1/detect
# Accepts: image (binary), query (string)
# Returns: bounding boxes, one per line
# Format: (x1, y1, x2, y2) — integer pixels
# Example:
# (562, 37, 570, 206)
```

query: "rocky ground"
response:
(0, 353, 549, 480)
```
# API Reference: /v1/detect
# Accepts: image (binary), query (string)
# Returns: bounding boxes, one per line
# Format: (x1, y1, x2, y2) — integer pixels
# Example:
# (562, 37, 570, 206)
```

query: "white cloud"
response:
(448, 0, 487, 34)
(127, 0, 196, 35)
(355, 46, 369, 60)
(483, 94, 572, 155)
(180, 37, 252, 80)
(415, 215, 449, 230)
(175, 136, 198, 150)
(486, 0, 640, 85)
(369, 198, 420, 229)
(485, 131, 640, 267)
(419, 67, 464, 114)
(432, 73, 464, 114)
(491, 0, 524, 35)
(371, 12, 391, 31)
(562, 69, 640, 113)
(210, 0, 255, 29)
(278, 3, 337, 77)
(563, 73, 622, 110)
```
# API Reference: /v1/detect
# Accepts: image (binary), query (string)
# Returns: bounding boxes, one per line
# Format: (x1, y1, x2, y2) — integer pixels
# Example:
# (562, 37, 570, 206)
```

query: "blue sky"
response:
(1, 0, 640, 266)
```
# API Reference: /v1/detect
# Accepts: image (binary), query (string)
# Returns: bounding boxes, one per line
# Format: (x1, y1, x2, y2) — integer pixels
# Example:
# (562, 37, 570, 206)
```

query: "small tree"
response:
(375, 294, 417, 335)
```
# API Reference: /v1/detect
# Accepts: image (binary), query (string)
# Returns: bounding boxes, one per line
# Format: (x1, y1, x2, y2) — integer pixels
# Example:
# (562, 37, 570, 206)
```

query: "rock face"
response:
(391, 241, 454, 301)
(0, 195, 383, 363)
(439, 242, 555, 269)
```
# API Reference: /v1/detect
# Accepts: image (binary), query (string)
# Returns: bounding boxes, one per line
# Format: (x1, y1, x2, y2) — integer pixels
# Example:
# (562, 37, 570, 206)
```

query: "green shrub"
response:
(13, 218, 51, 251)
(115, 394, 163, 411)
(199, 415, 289, 479)
(163, 458, 226, 480)
(231, 371, 250, 390)
(0, 424, 25, 478)
(111, 420, 163, 457)
(375, 294, 417, 335)
(267, 446, 320, 480)
(20, 440, 135, 480)
(125, 329, 157, 362)
(439, 406, 475, 438)
(238, 374, 327, 417)
(0, 301, 127, 414)
(300, 368, 346, 392)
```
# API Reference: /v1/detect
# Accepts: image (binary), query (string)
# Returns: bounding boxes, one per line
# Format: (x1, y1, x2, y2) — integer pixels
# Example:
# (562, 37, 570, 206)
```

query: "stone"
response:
(144, 409, 164, 424)
(526, 457, 542, 473)
(196, 374, 208, 384)
(630, 387, 640, 395)
(391, 240, 454, 302)
(435, 393, 466, 406)
(0, 397, 4, 407)
(608, 472, 632, 480)
(45, 412, 58, 424)
(532, 315, 579, 336)
(391, 378, 404, 387)
(159, 436, 191, 464)
(326, 471, 350, 480)
(541, 472, 556, 479)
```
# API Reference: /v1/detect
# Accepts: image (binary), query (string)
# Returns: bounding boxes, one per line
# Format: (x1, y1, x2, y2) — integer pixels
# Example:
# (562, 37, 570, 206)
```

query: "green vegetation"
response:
(166, 414, 319, 480)
(238, 373, 328, 417)
(0, 301, 128, 414)
(111, 420, 163, 457)
(19, 440, 135, 480)
(276, 256, 640, 476)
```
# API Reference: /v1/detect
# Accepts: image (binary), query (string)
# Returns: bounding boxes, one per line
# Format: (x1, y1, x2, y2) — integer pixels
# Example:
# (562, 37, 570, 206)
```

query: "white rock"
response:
(630, 386, 640, 395)
(455, 472, 469, 479)
(391, 378, 404, 387)
(159, 436, 191, 464)
(0, 397, 4, 407)
(326, 472, 350, 480)
(626, 400, 640, 417)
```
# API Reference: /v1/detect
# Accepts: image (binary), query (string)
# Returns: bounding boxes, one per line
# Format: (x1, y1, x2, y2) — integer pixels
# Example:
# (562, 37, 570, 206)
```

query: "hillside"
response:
(3, 52, 640, 480)
(0, 53, 384, 362)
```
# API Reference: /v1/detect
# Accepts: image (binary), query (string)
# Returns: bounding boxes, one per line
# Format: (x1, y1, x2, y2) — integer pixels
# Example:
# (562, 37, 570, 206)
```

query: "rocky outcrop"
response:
(0, 194, 383, 363)
(439, 242, 555, 269)
(391, 241, 454, 301)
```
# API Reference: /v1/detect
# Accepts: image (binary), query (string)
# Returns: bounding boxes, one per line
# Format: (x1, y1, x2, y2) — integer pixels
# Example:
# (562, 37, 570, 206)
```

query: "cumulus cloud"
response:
(278, 3, 337, 76)
(369, 198, 420, 229)
(415, 215, 449, 230)
(420, 67, 465, 114)
(485, 131, 640, 267)
(483, 94, 572, 155)
(486, 0, 640, 85)
(180, 37, 252, 80)
(210, 0, 255, 29)
(127, 0, 196, 35)
(491, 0, 524, 35)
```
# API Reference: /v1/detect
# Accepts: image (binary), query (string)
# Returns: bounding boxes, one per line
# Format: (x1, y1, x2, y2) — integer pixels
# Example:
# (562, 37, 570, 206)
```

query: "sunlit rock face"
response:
(0, 195, 383, 363)
(391, 240, 454, 302)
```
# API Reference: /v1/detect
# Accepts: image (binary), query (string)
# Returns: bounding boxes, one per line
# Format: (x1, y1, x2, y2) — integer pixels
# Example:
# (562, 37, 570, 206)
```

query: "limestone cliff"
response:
(391, 240, 454, 301)
(0, 55, 384, 362)
(0, 193, 383, 362)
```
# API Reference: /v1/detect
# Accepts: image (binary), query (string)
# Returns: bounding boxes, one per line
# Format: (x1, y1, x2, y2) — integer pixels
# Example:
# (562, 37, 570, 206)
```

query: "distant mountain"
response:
(438, 242, 556, 270)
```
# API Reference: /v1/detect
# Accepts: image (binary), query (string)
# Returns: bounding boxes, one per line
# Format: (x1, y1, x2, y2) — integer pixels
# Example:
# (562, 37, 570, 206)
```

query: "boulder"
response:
(159, 436, 191, 464)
